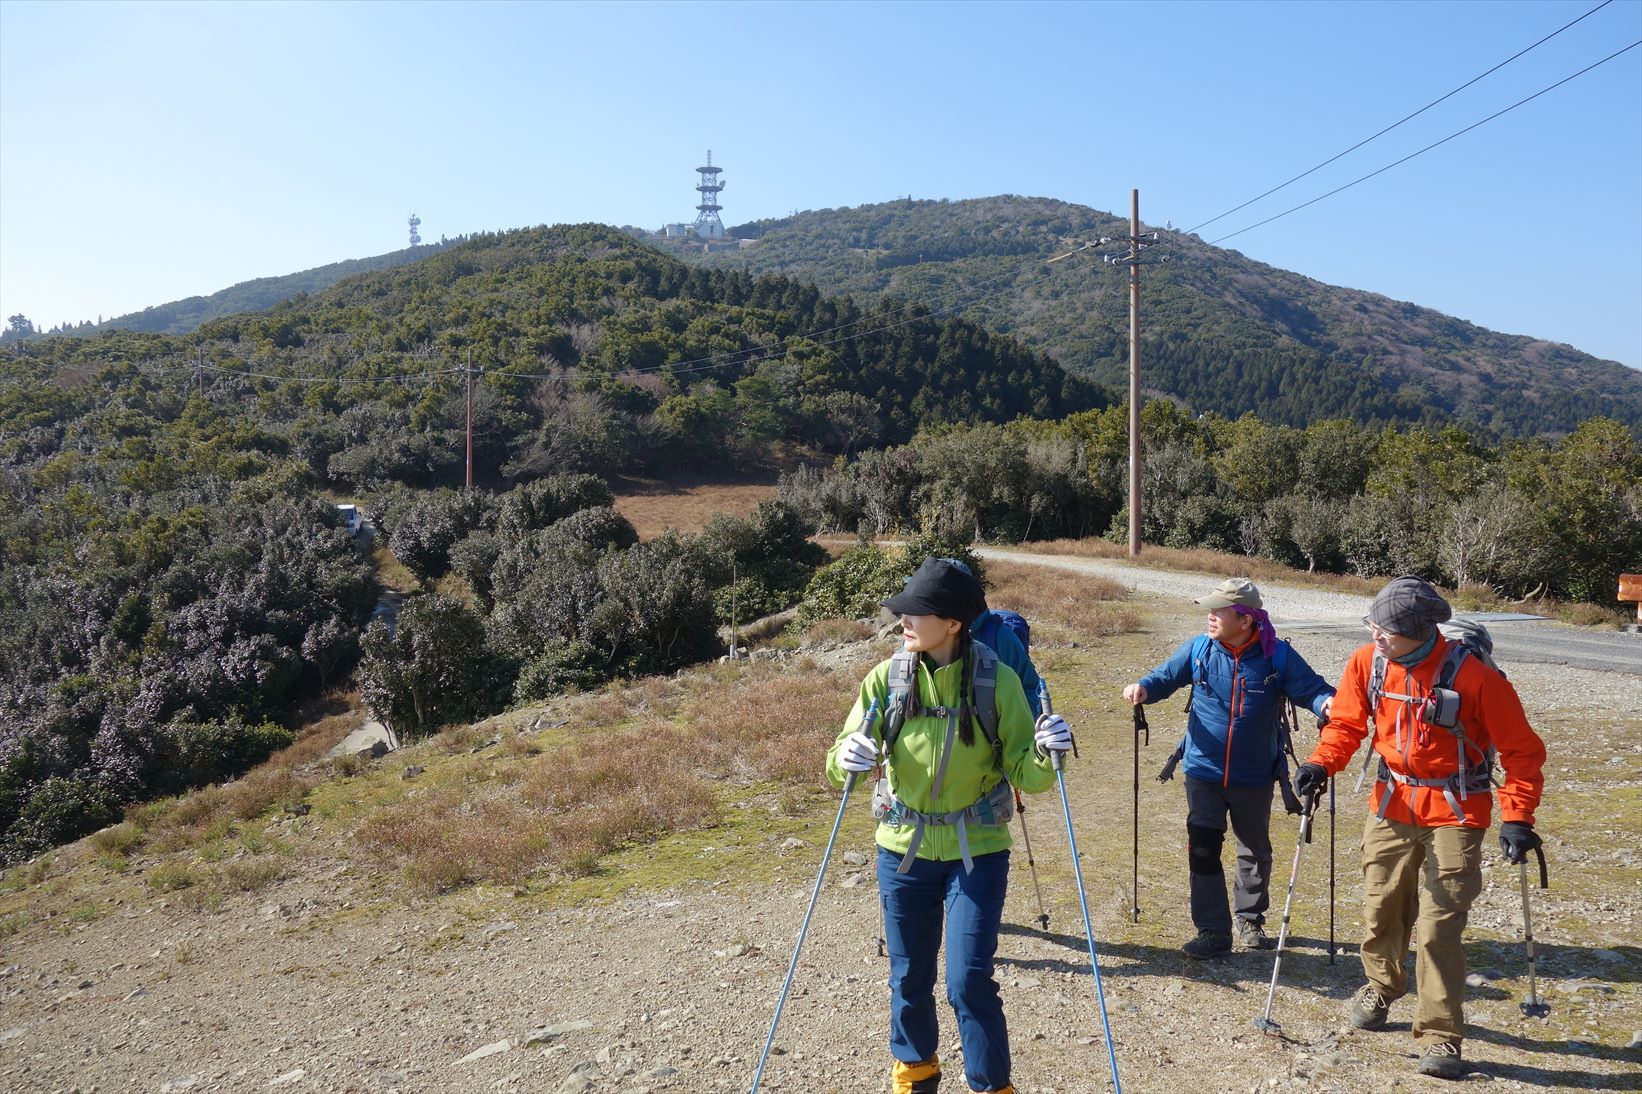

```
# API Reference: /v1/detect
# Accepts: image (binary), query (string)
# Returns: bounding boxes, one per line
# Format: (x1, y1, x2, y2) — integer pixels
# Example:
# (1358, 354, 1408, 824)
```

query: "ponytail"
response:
(956, 622, 976, 748)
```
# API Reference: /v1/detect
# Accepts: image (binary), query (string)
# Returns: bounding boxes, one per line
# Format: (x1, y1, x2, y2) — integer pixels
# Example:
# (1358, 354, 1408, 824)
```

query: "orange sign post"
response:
(1619, 574, 1642, 624)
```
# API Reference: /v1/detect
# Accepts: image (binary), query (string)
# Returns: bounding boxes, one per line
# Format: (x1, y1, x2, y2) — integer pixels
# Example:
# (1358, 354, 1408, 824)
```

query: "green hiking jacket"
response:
(826, 652, 1057, 863)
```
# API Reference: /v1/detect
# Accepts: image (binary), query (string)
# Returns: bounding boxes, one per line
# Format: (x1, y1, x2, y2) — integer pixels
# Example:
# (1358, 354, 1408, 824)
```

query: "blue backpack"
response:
(974, 609, 1030, 654)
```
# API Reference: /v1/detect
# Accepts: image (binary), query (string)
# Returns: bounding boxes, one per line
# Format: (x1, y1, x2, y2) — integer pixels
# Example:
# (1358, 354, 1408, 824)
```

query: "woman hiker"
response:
(827, 557, 1073, 1094)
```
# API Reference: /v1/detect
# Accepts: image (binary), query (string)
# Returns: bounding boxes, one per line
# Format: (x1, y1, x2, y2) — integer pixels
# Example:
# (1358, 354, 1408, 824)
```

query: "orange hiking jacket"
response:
(1306, 638, 1545, 828)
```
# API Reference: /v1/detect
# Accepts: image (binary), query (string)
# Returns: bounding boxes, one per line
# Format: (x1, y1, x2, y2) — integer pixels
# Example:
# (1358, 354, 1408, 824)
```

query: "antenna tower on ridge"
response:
(693, 151, 725, 240)
(408, 213, 422, 247)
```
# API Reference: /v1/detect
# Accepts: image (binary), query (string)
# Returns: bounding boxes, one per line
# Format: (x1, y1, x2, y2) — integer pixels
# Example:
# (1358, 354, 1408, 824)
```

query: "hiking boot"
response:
(1416, 1041, 1465, 1080)
(1235, 918, 1275, 950)
(1348, 983, 1392, 1030)
(892, 1057, 941, 1094)
(1181, 930, 1233, 959)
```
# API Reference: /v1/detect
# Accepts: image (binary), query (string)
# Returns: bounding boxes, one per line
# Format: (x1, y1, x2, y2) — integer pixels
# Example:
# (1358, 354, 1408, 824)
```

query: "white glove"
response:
(838, 730, 881, 773)
(1034, 713, 1074, 754)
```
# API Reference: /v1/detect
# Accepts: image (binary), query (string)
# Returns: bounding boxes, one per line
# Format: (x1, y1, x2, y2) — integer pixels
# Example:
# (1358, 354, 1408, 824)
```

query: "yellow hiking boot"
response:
(892, 1057, 941, 1094)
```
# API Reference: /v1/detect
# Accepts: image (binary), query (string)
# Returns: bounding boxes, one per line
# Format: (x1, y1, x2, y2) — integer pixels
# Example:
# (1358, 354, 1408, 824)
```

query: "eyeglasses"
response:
(1362, 617, 1402, 640)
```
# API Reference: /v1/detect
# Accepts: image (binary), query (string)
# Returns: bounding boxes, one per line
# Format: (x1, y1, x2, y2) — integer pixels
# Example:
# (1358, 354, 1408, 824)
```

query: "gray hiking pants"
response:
(1183, 775, 1274, 935)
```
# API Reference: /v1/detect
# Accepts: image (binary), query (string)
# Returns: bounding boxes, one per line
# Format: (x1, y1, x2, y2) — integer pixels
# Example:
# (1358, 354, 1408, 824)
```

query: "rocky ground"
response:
(2, 560, 1638, 1094)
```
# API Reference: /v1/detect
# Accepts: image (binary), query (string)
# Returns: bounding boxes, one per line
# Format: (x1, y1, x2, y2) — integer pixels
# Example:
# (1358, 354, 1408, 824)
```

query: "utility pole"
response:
(195, 345, 204, 399)
(1047, 198, 1166, 556)
(464, 348, 476, 494)
(1127, 189, 1142, 558)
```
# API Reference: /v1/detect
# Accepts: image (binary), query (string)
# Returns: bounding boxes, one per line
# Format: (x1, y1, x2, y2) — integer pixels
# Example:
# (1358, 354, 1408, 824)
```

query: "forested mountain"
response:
(11, 240, 459, 340)
(0, 223, 1101, 860)
(674, 196, 1642, 437)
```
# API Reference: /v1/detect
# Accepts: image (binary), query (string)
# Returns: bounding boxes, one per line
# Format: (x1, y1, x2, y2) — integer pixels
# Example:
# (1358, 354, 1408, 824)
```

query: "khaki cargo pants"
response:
(1360, 815, 1486, 1046)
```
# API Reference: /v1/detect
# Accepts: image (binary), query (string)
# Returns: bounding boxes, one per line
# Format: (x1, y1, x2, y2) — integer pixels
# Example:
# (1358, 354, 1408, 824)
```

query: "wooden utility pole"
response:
(464, 348, 474, 494)
(1127, 188, 1143, 558)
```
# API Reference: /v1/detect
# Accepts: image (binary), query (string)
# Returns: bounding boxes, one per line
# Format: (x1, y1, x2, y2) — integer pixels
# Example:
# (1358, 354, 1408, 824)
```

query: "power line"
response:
(1184, 0, 1618, 236)
(198, 361, 460, 385)
(1208, 38, 1642, 247)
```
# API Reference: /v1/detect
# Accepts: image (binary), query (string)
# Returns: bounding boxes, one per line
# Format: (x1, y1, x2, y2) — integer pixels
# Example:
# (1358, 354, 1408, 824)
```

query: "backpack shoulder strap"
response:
(1185, 634, 1212, 714)
(883, 648, 921, 753)
(1368, 651, 1388, 710)
(1436, 638, 1471, 691)
(970, 640, 1002, 760)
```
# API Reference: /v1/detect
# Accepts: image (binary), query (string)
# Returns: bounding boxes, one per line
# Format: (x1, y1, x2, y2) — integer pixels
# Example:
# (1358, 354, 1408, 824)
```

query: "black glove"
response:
(1292, 762, 1328, 799)
(1499, 821, 1542, 865)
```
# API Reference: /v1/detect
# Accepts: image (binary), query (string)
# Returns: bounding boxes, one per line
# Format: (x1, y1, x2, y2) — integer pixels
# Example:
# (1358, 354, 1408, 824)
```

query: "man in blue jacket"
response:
(1122, 578, 1334, 959)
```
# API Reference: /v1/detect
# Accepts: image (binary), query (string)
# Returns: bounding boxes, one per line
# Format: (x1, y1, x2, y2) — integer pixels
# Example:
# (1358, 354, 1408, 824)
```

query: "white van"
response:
(336, 503, 364, 537)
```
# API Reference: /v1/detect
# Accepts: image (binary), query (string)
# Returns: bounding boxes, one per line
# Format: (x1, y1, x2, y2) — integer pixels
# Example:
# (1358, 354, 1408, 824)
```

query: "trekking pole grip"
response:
(1036, 680, 1066, 770)
(844, 698, 883, 792)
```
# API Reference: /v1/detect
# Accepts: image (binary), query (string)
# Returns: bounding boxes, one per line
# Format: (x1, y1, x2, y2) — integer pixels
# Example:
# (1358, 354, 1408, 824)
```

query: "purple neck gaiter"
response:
(1233, 605, 1277, 659)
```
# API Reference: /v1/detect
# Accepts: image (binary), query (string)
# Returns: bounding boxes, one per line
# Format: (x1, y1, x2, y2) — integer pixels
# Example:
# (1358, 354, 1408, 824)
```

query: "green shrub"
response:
(1, 778, 122, 865)
(514, 638, 609, 701)
(165, 719, 297, 791)
(795, 544, 900, 626)
(894, 531, 986, 588)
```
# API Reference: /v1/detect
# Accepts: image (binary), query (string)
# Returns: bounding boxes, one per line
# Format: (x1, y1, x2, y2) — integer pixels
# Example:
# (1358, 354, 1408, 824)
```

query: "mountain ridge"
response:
(681, 195, 1639, 436)
(15, 196, 1638, 436)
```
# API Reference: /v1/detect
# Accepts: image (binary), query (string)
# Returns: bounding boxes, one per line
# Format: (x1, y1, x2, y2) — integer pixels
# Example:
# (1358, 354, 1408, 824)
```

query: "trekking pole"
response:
(749, 699, 880, 1094)
(1327, 775, 1336, 965)
(1253, 783, 1324, 1036)
(1039, 680, 1122, 1094)
(1316, 713, 1336, 966)
(1130, 703, 1148, 923)
(1518, 845, 1551, 1018)
(1015, 789, 1051, 932)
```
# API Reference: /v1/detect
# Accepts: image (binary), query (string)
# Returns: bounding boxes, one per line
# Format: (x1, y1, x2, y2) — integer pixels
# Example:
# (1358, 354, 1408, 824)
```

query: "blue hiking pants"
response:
(877, 846, 1011, 1092)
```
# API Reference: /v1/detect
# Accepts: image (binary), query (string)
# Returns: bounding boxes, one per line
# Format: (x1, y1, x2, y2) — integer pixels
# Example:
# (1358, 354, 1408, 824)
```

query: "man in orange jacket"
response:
(1293, 577, 1546, 1081)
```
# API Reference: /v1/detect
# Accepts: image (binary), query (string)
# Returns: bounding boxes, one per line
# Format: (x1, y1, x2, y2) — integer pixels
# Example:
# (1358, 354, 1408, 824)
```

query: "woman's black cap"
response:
(882, 556, 985, 624)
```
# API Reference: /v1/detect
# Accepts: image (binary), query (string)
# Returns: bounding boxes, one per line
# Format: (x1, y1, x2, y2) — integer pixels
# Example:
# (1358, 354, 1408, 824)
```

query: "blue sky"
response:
(2, 0, 1639, 367)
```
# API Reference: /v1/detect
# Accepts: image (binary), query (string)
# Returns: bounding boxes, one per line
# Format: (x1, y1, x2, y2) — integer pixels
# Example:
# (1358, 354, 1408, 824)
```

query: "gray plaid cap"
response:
(1368, 576, 1452, 640)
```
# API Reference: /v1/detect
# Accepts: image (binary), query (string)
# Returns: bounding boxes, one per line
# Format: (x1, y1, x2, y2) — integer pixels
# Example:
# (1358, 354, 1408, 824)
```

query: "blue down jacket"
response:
(1140, 635, 1334, 789)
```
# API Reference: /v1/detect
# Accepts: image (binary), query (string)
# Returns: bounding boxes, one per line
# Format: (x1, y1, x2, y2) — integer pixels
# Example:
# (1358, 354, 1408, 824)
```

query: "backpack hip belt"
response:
(1373, 754, 1495, 824)
(879, 777, 1016, 875)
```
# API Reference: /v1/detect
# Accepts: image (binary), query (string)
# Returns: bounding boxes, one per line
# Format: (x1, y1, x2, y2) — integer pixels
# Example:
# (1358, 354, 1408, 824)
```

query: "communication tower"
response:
(693, 151, 725, 240)
(408, 213, 422, 246)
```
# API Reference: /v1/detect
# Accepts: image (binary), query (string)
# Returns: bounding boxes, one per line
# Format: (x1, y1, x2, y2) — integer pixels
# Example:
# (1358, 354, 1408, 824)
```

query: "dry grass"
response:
(352, 655, 867, 894)
(800, 618, 878, 646)
(675, 659, 859, 785)
(145, 862, 200, 891)
(370, 542, 419, 594)
(984, 560, 1140, 643)
(223, 766, 313, 821)
(110, 694, 352, 855)
(220, 859, 283, 892)
(611, 472, 781, 539)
